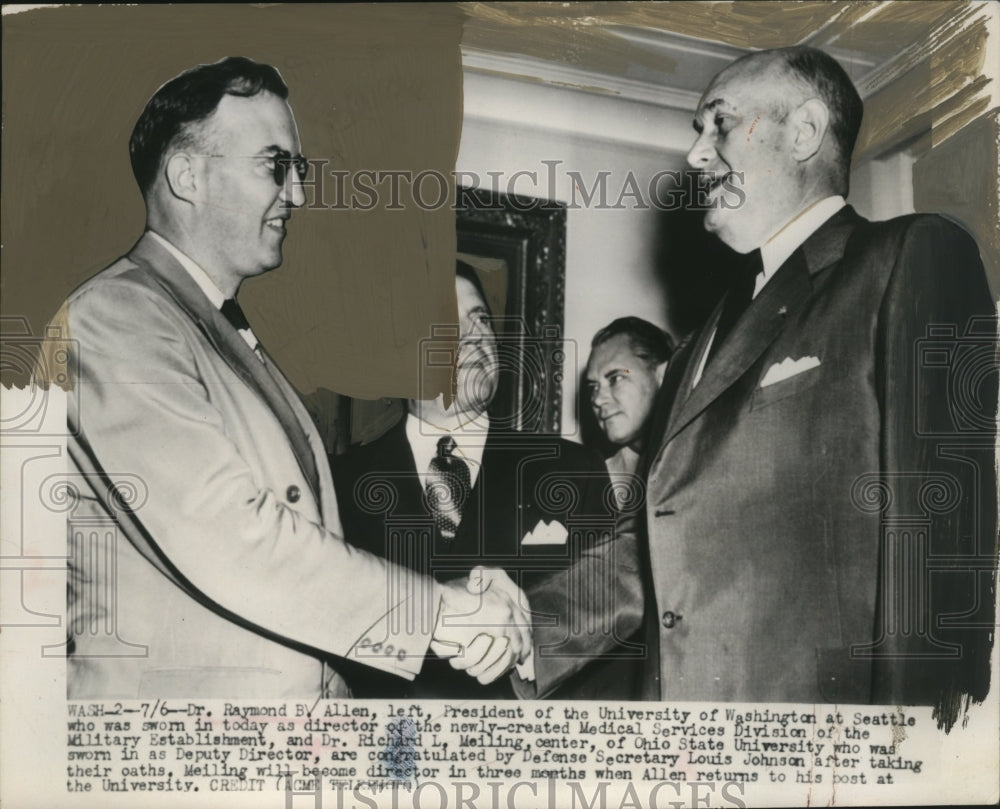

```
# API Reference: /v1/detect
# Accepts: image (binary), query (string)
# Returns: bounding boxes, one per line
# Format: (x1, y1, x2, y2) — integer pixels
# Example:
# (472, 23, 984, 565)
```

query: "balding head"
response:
(687, 46, 862, 252)
(720, 46, 863, 173)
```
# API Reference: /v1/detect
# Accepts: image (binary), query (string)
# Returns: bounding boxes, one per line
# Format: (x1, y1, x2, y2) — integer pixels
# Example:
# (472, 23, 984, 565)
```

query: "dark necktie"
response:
(221, 297, 265, 363)
(425, 435, 471, 542)
(220, 298, 251, 332)
(707, 249, 763, 364)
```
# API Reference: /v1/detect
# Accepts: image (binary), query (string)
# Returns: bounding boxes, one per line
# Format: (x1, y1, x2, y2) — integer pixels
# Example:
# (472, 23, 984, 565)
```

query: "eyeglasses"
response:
(197, 150, 309, 186)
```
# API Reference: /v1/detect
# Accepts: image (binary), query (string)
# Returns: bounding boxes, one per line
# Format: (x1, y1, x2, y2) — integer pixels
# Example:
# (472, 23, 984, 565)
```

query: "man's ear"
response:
(790, 98, 830, 162)
(164, 152, 199, 202)
(655, 360, 668, 386)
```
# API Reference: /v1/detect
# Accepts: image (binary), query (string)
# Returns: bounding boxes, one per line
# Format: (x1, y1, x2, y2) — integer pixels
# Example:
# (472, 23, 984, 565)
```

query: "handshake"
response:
(430, 567, 534, 684)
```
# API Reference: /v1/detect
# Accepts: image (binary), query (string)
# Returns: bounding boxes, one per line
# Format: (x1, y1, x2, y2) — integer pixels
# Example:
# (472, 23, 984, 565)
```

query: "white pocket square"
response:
(760, 356, 820, 387)
(521, 519, 568, 546)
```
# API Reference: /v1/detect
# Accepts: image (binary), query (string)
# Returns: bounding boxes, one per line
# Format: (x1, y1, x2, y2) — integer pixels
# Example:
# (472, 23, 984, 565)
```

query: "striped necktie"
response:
(425, 435, 471, 541)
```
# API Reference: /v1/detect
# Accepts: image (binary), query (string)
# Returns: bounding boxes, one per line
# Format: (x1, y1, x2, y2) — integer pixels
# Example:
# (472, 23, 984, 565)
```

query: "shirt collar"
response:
(760, 195, 846, 277)
(147, 230, 226, 310)
(694, 195, 846, 388)
(405, 409, 490, 486)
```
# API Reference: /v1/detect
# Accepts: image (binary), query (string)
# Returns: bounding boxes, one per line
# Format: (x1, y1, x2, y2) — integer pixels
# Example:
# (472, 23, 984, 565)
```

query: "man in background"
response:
(49, 57, 527, 698)
(334, 262, 641, 699)
(584, 316, 674, 507)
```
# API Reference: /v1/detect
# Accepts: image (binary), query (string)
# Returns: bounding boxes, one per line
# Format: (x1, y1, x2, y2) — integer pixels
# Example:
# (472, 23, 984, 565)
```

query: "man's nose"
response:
(461, 335, 483, 360)
(591, 385, 610, 409)
(686, 132, 714, 169)
(472, 320, 495, 341)
(280, 169, 306, 208)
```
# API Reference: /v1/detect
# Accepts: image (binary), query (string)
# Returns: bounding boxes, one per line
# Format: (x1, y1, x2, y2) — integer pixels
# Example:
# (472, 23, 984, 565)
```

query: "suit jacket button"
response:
(661, 610, 682, 629)
(286, 485, 301, 503)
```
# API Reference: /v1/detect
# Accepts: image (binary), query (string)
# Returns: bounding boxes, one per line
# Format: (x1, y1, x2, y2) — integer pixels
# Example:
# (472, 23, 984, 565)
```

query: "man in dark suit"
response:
(584, 316, 675, 508)
(333, 262, 641, 698)
(531, 46, 996, 724)
(47, 57, 529, 699)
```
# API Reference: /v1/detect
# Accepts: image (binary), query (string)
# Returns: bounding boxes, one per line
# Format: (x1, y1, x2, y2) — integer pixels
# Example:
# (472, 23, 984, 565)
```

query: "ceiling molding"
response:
(461, 46, 702, 112)
(461, 68, 695, 153)
(597, 24, 747, 62)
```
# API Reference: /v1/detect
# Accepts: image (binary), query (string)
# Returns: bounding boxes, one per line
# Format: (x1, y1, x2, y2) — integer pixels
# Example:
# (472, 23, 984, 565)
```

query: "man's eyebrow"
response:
(258, 144, 290, 156)
(693, 98, 728, 131)
(699, 98, 729, 116)
(604, 366, 629, 379)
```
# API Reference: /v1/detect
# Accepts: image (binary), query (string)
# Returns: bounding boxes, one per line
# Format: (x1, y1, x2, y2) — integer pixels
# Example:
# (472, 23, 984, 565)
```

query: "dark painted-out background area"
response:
(2, 4, 464, 400)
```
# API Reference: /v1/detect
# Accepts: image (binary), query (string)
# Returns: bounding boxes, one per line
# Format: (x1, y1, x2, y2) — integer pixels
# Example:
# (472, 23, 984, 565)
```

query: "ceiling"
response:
(459, 1, 980, 109)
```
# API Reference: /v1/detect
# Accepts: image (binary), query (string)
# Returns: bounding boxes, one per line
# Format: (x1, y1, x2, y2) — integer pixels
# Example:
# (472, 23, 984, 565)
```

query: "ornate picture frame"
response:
(456, 187, 568, 434)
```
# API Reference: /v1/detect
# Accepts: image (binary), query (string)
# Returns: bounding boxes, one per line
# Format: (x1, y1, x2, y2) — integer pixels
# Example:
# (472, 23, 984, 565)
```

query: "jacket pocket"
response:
(751, 364, 822, 410)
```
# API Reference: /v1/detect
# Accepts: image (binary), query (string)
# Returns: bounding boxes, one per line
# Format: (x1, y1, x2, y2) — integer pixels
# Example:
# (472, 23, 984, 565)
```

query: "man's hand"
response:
(430, 569, 532, 684)
(468, 567, 538, 683)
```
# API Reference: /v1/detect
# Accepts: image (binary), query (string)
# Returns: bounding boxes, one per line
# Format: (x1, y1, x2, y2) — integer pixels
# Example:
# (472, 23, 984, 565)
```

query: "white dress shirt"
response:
(692, 196, 846, 387)
(148, 230, 262, 354)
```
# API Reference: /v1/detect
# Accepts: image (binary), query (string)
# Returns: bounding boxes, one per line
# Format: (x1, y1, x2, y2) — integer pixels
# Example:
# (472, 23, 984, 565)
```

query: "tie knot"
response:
(436, 435, 457, 458)
(221, 298, 251, 332)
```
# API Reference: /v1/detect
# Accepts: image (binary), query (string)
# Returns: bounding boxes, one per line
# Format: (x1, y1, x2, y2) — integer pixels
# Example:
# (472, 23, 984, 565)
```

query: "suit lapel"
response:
(659, 308, 722, 444)
(638, 334, 699, 478)
(372, 415, 442, 520)
(128, 233, 320, 501)
(663, 206, 862, 444)
(799, 204, 863, 279)
(387, 416, 428, 511)
(472, 428, 511, 555)
(666, 251, 811, 441)
(259, 350, 331, 517)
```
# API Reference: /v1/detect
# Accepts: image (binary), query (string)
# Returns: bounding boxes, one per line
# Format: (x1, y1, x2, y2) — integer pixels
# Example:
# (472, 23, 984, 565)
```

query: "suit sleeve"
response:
(872, 216, 997, 715)
(513, 447, 645, 698)
(64, 281, 440, 678)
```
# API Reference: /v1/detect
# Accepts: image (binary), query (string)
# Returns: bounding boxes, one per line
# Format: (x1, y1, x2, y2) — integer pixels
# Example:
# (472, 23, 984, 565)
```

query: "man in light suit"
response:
(333, 263, 642, 699)
(49, 57, 529, 698)
(531, 46, 996, 724)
